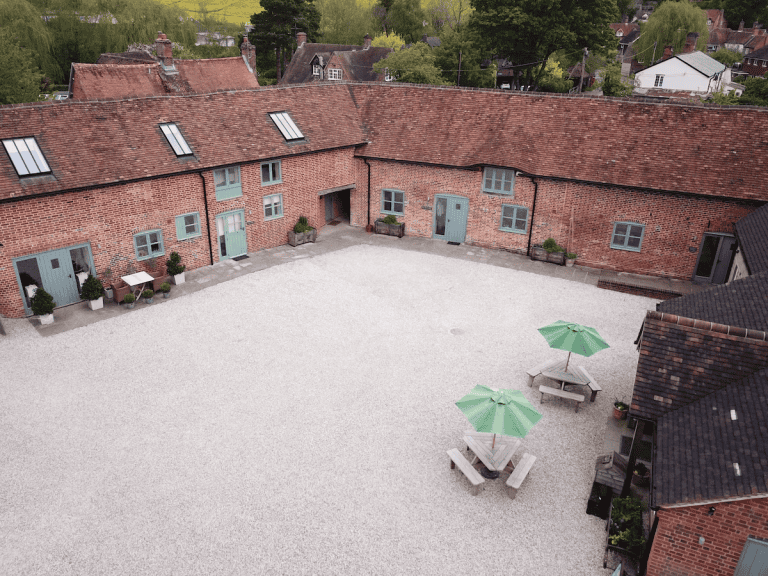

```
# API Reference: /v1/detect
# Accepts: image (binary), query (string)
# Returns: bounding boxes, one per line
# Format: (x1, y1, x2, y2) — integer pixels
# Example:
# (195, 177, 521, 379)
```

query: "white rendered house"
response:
(635, 51, 729, 95)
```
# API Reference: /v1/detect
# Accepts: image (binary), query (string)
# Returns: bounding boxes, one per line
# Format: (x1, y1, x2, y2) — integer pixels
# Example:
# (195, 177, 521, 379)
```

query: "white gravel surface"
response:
(0, 245, 655, 575)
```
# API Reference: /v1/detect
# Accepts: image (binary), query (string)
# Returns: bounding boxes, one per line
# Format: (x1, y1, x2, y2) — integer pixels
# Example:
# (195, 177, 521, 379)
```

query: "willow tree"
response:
(632, 2, 708, 65)
(0, 0, 56, 81)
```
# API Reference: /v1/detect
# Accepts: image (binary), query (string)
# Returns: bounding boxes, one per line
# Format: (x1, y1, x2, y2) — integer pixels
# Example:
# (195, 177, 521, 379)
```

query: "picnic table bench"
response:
(447, 448, 485, 495)
(576, 366, 601, 402)
(527, 359, 561, 386)
(539, 385, 585, 412)
(506, 453, 536, 499)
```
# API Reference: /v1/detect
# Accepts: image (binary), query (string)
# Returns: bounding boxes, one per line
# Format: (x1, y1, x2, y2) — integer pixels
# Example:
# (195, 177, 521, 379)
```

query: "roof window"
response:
(2, 137, 51, 176)
(160, 123, 192, 156)
(269, 112, 304, 142)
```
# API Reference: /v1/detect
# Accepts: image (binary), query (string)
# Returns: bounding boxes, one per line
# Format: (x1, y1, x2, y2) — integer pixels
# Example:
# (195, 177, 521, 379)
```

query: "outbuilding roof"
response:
(735, 203, 768, 274)
(675, 51, 726, 78)
(653, 368, 768, 507)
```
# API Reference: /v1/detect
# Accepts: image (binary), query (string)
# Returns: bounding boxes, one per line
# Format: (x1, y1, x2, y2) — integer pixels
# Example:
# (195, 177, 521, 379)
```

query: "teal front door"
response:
(433, 195, 469, 243)
(13, 244, 94, 315)
(216, 210, 247, 260)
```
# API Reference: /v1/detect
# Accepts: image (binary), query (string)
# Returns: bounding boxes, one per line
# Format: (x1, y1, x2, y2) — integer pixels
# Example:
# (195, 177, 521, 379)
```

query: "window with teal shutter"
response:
(611, 222, 645, 251)
(500, 205, 528, 233)
(482, 168, 515, 196)
(175, 212, 201, 240)
(214, 166, 242, 200)
(133, 229, 164, 260)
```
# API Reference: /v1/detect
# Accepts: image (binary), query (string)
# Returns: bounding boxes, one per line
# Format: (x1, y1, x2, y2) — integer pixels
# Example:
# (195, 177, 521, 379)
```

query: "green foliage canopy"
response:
(373, 42, 446, 84)
(598, 59, 633, 96)
(468, 0, 618, 89)
(632, 2, 708, 65)
(0, 29, 44, 104)
(432, 25, 494, 87)
(710, 48, 744, 67)
(316, 0, 375, 44)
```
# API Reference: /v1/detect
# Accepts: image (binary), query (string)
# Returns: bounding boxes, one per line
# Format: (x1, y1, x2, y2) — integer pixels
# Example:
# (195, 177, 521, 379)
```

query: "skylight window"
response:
(730, 409, 738, 421)
(269, 112, 304, 142)
(160, 123, 192, 156)
(733, 463, 741, 476)
(2, 137, 51, 176)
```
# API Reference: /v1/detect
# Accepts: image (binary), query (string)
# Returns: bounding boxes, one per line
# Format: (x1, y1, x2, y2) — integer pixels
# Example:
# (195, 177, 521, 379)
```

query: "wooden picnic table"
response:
(463, 430, 522, 474)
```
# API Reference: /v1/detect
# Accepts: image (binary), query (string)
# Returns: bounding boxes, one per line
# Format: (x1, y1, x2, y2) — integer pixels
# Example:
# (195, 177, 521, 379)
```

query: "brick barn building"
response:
(1, 83, 766, 319)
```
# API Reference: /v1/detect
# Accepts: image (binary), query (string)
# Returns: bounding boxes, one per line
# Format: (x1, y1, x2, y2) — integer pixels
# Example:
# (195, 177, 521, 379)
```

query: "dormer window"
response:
(616, 30, 623, 37)
(384, 68, 393, 82)
(269, 112, 304, 142)
(160, 123, 192, 156)
(327, 68, 342, 80)
(2, 137, 51, 177)
(313, 64, 321, 76)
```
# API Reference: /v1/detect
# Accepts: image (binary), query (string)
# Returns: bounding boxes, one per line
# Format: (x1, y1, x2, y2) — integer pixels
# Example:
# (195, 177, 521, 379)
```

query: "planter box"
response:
(172, 272, 185, 285)
(288, 228, 317, 246)
(39, 313, 54, 325)
(374, 220, 405, 238)
(547, 251, 566, 265)
(87, 296, 104, 310)
(150, 273, 169, 292)
(112, 281, 132, 304)
(530, 246, 548, 261)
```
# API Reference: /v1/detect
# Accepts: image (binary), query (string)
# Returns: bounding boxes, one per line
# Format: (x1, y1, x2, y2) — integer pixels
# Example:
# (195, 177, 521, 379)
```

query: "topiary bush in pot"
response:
(80, 274, 105, 310)
(31, 287, 56, 323)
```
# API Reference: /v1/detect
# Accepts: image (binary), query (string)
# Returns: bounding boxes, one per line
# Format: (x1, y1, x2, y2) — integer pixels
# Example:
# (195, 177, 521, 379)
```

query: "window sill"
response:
(500, 228, 526, 234)
(482, 189, 515, 197)
(261, 180, 283, 187)
(381, 211, 405, 217)
(178, 233, 202, 241)
(136, 252, 165, 261)
(610, 245, 642, 253)
(265, 214, 284, 222)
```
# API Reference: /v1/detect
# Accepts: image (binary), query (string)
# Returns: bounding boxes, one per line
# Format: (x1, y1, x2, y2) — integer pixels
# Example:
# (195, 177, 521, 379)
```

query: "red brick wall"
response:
(354, 159, 757, 279)
(0, 148, 357, 318)
(647, 498, 768, 576)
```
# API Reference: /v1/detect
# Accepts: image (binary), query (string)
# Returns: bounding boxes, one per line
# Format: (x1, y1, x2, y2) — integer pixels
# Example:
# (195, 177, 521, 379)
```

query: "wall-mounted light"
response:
(708, 506, 716, 516)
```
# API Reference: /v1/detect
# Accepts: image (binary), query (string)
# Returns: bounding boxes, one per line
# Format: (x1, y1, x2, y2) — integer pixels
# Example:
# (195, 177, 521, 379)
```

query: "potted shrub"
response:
(142, 289, 155, 304)
(542, 237, 566, 265)
(166, 252, 186, 285)
(31, 287, 56, 325)
(159, 282, 171, 299)
(632, 462, 651, 487)
(80, 274, 104, 310)
(288, 216, 316, 246)
(608, 495, 647, 558)
(122, 293, 136, 309)
(103, 268, 114, 300)
(614, 399, 629, 420)
(374, 214, 405, 237)
(565, 252, 578, 267)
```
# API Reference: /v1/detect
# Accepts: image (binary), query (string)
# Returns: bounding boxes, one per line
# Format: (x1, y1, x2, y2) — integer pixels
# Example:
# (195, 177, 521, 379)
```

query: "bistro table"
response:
(463, 430, 522, 479)
(120, 271, 154, 301)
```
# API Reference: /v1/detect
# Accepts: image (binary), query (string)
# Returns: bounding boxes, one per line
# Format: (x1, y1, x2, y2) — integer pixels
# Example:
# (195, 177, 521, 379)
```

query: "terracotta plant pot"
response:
(613, 406, 628, 420)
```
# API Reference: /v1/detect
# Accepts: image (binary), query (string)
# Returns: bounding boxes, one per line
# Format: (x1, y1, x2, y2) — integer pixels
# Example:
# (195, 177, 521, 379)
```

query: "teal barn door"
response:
(433, 195, 469, 243)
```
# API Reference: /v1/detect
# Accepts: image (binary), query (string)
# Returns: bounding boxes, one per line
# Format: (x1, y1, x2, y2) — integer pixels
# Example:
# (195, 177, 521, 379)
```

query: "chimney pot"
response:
(297, 31, 307, 46)
(739, 20, 745, 31)
(363, 34, 372, 50)
(662, 45, 674, 60)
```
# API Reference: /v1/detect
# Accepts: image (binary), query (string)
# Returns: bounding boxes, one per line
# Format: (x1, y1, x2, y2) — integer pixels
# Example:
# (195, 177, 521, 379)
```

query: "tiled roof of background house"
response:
(735, 203, 768, 274)
(631, 311, 768, 421)
(657, 271, 768, 331)
(335, 48, 394, 82)
(653, 368, 768, 507)
(280, 43, 393, 84)
(348, 84, 768, 201)
(71, 58, 258, 100)
(97, 51, 156, 64)
(0, 85, 365, 201)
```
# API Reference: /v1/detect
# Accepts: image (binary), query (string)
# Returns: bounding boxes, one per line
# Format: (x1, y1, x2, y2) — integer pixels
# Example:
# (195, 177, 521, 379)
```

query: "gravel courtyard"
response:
(0, 244, 655, 575)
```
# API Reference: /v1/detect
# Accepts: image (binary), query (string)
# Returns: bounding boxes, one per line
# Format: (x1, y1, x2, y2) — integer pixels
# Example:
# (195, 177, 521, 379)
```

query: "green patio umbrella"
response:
(537, 320, 610, 370)
(455, 385, 543, 450)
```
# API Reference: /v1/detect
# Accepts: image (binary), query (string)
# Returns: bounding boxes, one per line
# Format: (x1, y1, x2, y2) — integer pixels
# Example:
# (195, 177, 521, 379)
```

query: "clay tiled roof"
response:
(97, 51, 156, 64)
(0, 85, 365, 202)
(735, 203, 768, 274)
(631, 311, 768, 421)
(653, 368, 768, 507)
(281, 43, 359, 84)
(657, 271, 768, 332)
(71, 58, 258, 100)
(336, 48, 394, 82)
(349, 83, 768, 201)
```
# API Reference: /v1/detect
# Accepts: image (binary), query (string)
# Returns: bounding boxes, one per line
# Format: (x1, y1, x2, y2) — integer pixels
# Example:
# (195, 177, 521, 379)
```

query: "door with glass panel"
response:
(433, 195, 469, 243)
(693, 233, 736, 284)
(216, 210, 247, 260)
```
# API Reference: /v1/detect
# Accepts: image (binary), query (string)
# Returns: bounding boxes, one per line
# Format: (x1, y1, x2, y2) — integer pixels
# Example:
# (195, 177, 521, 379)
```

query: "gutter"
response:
(526, 176, 539, 256)
(197, 171, 214, 266)
(363, 158, 371, 228)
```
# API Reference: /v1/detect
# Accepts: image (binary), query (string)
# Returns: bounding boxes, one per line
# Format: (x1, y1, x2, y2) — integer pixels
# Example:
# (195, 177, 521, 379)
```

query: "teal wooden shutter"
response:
(175, 216, 185, 240)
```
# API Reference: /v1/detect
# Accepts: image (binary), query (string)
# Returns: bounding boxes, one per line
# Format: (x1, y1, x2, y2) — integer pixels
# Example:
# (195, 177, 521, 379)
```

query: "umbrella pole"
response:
(492, 434, 496, 450)
(565, 351, 572, 371)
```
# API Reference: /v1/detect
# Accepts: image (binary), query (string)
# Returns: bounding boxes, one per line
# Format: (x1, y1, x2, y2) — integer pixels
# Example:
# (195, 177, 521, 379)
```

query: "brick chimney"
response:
(297, 31, 307, 46)
(240, 36, 257, 76)
(683, 32, 699, 54)
(155, 31, 173, 68)
(363, 34, 372, 50)
(662, 45, 674, 60)
(739, 20, 745, 31)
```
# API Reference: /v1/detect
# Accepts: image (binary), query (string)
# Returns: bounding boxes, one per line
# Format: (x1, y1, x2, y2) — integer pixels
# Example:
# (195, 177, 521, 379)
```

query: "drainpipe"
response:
(526, 176, 539, 256)
(363, 158, 372, 229)
(198, 172, 214, 266)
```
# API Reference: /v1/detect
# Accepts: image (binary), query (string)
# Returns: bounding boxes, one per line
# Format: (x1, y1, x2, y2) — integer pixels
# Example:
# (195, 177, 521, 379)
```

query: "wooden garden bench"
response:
(576, 366, 601, 402)
(506, 453, 536, 500)
(539, 385, 585, 412)
(447, 448, 485, 496)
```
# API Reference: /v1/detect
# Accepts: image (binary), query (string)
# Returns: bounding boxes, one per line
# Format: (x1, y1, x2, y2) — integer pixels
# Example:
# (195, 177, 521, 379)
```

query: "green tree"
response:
(316, 0, 376, 44)
(616, 0, 636, 20)
(386, 0, 429, 43)
(598, 59, 632, 96)
(710, 48, 744, 67)
(632, 2, 708, 65)
(0, 0, 56, 82)
(433, 25, 493, 87)
(469, 0, 618, 90)
(738, 74, 768, 106)
(249, 0, 320, 82)
(537, 58, 572, 92)
(373, 42, 446, 84)
(424, 0, 473, 32)
(723, 0, 766, 29)
(0, 30, 44, 104)
(371, 32, 406, 49)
